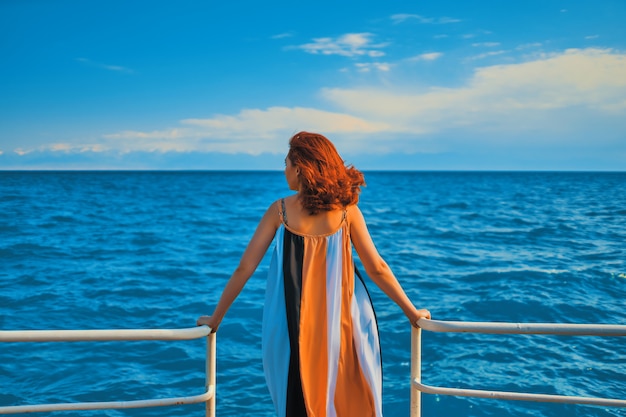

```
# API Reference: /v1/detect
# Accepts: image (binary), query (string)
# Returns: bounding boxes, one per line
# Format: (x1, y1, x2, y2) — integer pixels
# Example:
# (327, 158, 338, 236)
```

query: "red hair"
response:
(287, 131, 365, 215)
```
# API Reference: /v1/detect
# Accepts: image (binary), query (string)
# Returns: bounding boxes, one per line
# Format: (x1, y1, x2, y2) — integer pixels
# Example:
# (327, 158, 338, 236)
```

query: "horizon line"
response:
(1, 168, 625, 173)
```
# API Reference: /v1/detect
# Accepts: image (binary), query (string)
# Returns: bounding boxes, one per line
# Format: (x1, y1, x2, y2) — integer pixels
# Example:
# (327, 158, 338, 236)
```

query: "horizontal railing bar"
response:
(413, 380, 626, 408)
(418, 319, 626, 336)
(0, 326, 212, 342)
(0, 388, 214, 415)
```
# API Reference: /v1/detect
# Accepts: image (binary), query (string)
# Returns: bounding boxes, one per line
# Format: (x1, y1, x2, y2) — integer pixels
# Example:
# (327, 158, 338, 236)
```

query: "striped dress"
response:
(262, 200, 382, 417)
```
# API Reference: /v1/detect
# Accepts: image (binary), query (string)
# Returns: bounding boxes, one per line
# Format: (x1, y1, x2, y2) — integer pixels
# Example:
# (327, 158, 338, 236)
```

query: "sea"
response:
(1, 171, 625, 417)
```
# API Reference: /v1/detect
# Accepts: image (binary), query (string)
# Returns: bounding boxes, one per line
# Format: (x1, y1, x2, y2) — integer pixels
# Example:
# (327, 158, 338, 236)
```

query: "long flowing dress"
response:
(262, 200, 383, 417)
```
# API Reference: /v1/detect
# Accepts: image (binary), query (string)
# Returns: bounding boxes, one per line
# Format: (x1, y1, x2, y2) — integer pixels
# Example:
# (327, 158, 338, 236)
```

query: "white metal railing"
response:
(410, 319, 626, 416)
(0, 326, 216, 416)
(4, 320, 625, 415)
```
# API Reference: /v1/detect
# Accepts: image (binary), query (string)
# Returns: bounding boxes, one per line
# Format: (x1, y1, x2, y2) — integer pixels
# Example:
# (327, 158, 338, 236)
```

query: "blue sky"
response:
(1, 1, 625, 170)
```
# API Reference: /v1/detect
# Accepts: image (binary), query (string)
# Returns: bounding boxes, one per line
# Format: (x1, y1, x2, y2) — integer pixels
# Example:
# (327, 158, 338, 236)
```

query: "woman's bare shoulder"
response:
(261, 200, 283, 226)
(346, 203, 363, 219)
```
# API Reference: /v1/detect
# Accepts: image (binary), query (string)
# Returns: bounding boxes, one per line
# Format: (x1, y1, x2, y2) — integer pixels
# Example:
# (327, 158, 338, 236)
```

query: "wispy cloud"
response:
(462, 30, 493, 40)
(468, 50, 508, 61)
(76, 58, 134, 74)
(295, 33, 387, 57)
(321, 48, 626, 142)
(18, 49, 625, 161)
(12, 143, 108, 156)
(407, 52, 443, 62)
(391, 14, 461, 24)
(472, 42, 501, 48)
(97, 107, 390, 155)
(354, 62, 392, 72)
(516, 42, 543, 51)
(271, 32, 293, 39)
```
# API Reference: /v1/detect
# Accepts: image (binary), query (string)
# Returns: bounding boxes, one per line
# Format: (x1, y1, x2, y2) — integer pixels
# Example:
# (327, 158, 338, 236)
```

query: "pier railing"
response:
(3, 321, 625, 416)
(0, 326, 215, 416)
(410, 319, 626, 416)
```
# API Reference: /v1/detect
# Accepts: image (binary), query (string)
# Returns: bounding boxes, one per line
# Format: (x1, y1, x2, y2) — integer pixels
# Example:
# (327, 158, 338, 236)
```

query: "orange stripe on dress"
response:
(299, 237, 329, 417)
(333, 232, 376, 416)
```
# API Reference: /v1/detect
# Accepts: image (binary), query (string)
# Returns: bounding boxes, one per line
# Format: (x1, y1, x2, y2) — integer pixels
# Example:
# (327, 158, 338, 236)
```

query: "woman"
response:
(197, 131, 431, 417)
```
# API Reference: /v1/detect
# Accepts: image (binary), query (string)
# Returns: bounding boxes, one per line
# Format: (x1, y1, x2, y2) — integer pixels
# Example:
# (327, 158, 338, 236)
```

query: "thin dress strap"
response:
(280, 198, 288, 226)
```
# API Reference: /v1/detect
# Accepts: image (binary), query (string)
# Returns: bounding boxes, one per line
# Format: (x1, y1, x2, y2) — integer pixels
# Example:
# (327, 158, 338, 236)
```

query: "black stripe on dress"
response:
(282, 229, 307, 417)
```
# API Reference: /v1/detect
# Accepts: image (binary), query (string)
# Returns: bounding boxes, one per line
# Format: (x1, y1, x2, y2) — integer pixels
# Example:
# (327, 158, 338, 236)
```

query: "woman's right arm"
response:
(348, 205, 431, 327)
(196, 201, 281, 332)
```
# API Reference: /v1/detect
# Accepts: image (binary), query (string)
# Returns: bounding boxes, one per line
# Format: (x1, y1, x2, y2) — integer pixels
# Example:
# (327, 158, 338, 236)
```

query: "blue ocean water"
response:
(1, 171, 625, 417)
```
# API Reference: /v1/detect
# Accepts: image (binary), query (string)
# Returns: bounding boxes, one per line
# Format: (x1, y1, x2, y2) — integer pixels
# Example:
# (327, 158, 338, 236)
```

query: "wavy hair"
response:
(287, 131, 365, 215)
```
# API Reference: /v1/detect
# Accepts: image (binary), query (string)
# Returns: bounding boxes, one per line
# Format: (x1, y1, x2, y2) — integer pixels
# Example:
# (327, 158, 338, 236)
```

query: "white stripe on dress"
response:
(324, 230, 344, 417)
(262, 226, 290, 417)
(351, 275, 383, 416)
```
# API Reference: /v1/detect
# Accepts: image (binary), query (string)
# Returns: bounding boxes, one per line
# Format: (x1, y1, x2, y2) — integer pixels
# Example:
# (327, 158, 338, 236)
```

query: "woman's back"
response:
(280, 195, 346, 236)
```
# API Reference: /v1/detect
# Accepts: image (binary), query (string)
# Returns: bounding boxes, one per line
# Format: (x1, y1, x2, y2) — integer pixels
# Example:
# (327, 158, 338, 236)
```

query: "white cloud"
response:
(468, 50, 508, 61)
(407, 52, 443, 62)
(472, 42, 501, 48)
(516, 42, 543, 51)
(76, 58, 134, 74)
(438, 17, 462, 24)
(97, 107, 390, 155)
(391, 14, 461, 24)
(296, 33, 387, 57)
(321, 48, 626, 143)
(26, 49, 624, 160)
(271, 32, 293, 39)
(49, 143, 74, 152)
(462, 30, 492, 40)
(475, 48, 626, 110)
(12, 143, 110, 156)
(104, 129, 187, 141)
(355, 62, 392, 72)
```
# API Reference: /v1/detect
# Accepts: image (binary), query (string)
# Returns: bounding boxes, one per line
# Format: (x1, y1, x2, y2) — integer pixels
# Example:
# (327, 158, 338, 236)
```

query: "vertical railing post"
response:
(410, 326, 422, 417)
(206, 331, 216, 417)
